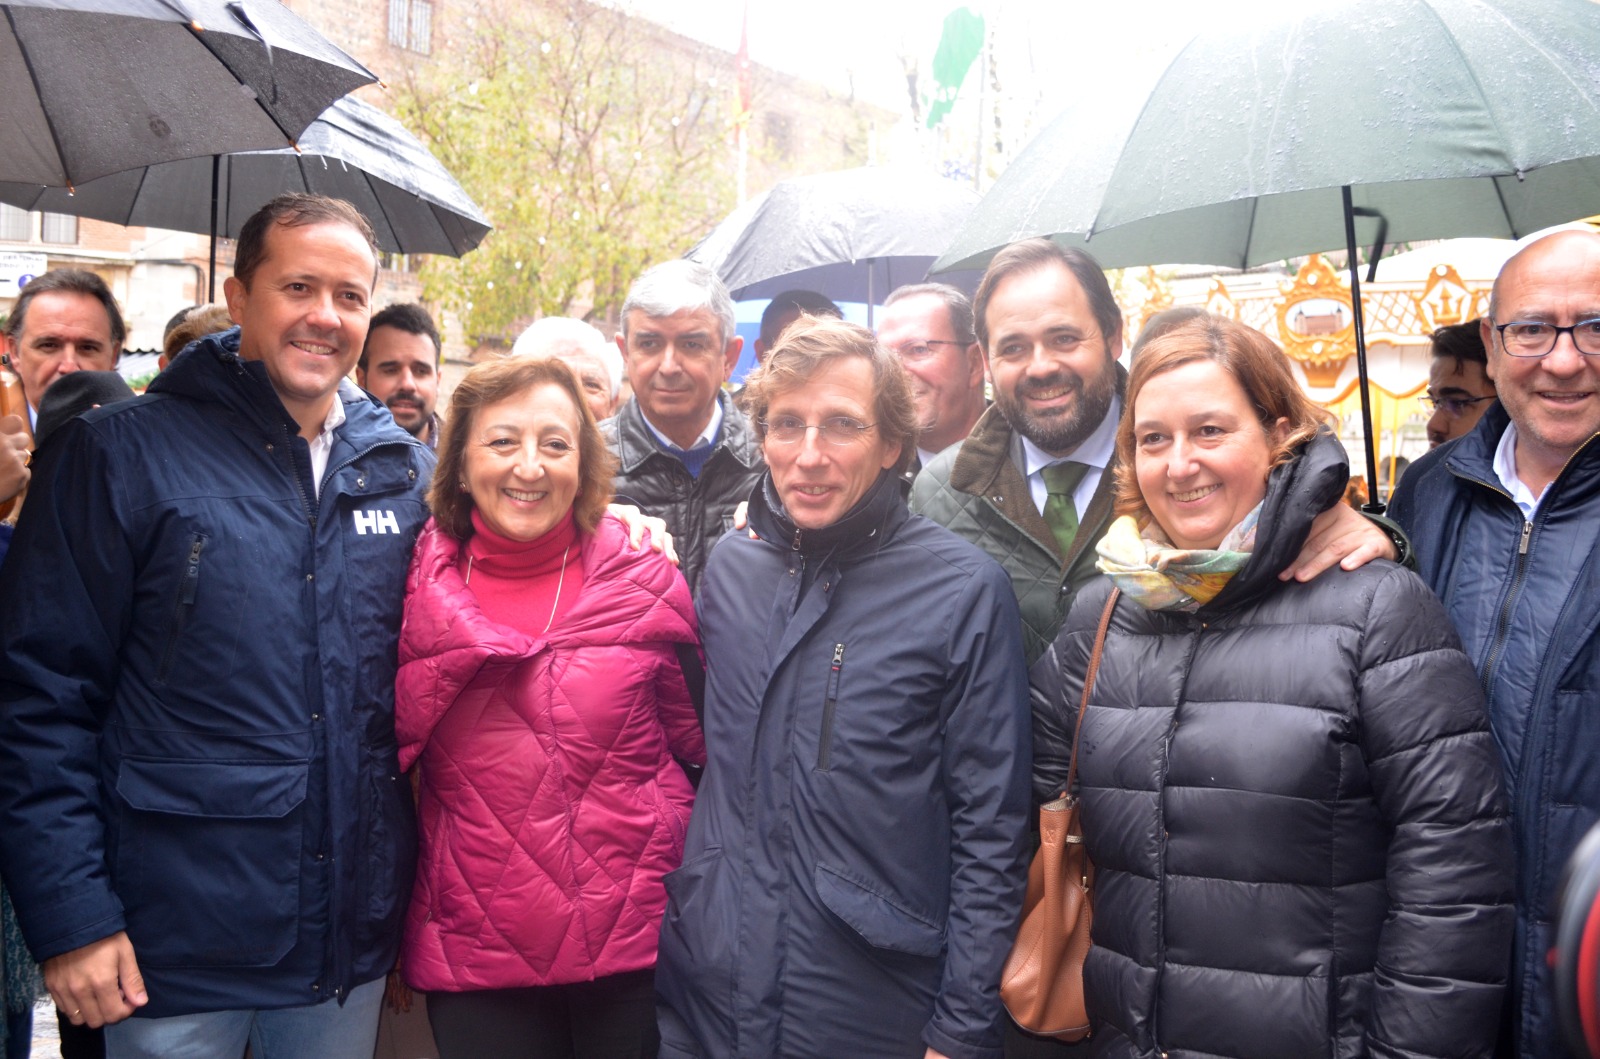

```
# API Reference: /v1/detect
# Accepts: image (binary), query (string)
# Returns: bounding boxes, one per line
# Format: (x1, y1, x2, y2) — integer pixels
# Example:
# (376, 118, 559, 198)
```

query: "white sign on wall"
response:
(0, 252, 49, 298)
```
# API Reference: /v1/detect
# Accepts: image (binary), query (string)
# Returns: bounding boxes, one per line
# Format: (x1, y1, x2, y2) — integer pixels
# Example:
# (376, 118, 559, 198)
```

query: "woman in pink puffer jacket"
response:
(395, 357, 703, 1059)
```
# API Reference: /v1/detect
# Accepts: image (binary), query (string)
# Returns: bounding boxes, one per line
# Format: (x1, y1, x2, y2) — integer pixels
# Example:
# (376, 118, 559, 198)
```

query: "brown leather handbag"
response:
(1000, 587, 1119, 1041)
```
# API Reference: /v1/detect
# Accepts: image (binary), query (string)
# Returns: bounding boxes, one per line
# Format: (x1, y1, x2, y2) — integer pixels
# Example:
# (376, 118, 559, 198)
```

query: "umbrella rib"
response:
(181, 19, 299, 146)
(1088, 35, 1210, 237)
(1489, 173, 1516, 237)
(5, 7, 76, 188)
(1241, 194, 1260, 269)
(1423, 0, 1517, 173)
(362, 171, 406, 253)
(124, 164, 157, 228)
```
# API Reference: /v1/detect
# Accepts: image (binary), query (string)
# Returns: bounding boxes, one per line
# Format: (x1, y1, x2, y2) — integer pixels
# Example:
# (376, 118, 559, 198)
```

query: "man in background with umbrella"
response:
(1391, 229, 1600, 1058)
(878, 282, 986, 475)
(0, 193, 433, 1058)
(604, 259, 763, 595)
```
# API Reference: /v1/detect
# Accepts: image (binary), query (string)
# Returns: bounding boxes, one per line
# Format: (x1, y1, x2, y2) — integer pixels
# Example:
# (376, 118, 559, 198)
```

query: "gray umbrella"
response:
(2, 0, 378, 187)
(0, 96, 492, 298)
(686, 167, 981, 319)
(933, 0, 1600, 507)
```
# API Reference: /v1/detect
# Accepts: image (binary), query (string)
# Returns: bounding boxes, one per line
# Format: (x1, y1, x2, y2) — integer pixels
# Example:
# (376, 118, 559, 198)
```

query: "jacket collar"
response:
(747, 467, 909, 562)
(1439, 399, 1511, 489)
(1204, 428, 1349, 614)
(150, 327, 424, 458)
(609, 391, 763, 475)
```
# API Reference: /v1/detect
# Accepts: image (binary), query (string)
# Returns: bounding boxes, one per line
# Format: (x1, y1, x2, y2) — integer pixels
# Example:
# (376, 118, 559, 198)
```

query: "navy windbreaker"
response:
(0, 329, 432, 1016)
(1391, 401, 1600, 1058)
(655, 470, 1031, 1059)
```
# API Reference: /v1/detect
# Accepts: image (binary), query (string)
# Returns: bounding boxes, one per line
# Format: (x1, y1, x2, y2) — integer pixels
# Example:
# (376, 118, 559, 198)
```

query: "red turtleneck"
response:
(461, 508, 585, 637)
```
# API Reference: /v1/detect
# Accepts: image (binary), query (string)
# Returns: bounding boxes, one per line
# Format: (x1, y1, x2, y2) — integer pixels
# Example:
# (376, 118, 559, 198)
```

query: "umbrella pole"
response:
(208, 155, 220, 303)
(867, 258, 875, 329)
(1341, 185, 1382, 515)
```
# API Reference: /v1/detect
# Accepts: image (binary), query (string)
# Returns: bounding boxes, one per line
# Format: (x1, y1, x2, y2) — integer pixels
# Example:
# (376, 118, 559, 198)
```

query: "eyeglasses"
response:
(761, 415, 877, 445)
(892, 339, 966, 362)
(1419, 393, 1496, 417)
(1493, 319, 1600, 358)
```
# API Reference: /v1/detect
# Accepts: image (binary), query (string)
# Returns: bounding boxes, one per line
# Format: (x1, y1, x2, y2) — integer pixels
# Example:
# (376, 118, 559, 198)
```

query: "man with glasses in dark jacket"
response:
(0, 194, 433, 1058)
(1391, 229, 1600, 1059)
(656, 316, 1029, 1059)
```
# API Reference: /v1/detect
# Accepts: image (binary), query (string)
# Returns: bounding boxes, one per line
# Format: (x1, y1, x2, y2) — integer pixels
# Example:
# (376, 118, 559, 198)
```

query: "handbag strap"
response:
(1063, 587, 1120, 799)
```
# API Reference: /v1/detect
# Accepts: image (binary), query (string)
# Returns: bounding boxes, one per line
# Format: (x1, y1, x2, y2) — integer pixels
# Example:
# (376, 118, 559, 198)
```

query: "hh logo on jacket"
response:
(353, 508, 401, 535)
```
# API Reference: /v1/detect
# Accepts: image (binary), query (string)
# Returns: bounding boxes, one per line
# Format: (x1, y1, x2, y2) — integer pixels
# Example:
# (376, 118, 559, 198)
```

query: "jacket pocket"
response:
(814, 862, 945, 957)
(816, 642, 845, 770)
(356, 746, 416, 949)
(155, 533, 206, 685)
(113, 758, 306, 968)
(657, 847, 736, 1036)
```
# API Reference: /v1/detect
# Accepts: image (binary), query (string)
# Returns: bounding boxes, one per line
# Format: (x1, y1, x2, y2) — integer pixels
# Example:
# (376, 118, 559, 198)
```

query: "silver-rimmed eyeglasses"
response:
(761, 415, 877, 445)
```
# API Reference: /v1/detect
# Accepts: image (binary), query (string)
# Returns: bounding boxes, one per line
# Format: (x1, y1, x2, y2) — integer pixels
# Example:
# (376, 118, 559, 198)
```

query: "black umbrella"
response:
(1, 0, 378, 187)
(686, 167, 981, 322)
(1, 96, 492, 299)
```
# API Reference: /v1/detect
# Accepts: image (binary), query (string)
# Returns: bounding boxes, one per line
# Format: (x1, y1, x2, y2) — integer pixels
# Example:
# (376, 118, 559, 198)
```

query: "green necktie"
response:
(1041, 461, 1089, 559)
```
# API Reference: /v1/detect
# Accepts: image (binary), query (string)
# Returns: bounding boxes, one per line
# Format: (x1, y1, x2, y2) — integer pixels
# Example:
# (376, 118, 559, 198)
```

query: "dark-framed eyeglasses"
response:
(1419, 393, 1496, 417)
(892, 339, 966, 362)
(761, 415, 877, 446)
(1493, 318, 1600, 358)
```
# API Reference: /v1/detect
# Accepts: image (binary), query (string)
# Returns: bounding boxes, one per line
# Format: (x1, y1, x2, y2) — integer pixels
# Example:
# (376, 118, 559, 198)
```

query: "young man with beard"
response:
(357, 302, 442, 448)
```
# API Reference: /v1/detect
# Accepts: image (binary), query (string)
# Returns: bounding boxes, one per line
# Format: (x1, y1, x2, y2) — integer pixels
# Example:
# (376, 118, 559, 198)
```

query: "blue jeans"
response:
(103, 977, 383, 1059)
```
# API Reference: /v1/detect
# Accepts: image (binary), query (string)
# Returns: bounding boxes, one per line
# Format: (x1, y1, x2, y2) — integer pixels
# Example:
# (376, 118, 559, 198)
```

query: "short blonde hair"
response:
(429, 357, 616, 539)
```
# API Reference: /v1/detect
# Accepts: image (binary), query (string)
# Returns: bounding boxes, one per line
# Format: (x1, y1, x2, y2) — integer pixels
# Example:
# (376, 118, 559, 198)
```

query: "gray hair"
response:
(621, 260, 736, 348)
(883, 282, 976, 346)
(510, 316, 623, 398)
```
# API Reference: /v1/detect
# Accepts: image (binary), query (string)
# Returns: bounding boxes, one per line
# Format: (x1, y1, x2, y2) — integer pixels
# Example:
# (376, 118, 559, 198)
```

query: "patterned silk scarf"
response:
(1095, 503, 1263, 612)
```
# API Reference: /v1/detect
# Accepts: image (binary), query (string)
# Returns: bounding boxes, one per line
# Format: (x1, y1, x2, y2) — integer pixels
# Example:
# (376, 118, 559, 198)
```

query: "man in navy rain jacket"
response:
(655, 316, 1031, 1059)
(0, 194, 432, 1058)
(1390, 229, 1600, 1058)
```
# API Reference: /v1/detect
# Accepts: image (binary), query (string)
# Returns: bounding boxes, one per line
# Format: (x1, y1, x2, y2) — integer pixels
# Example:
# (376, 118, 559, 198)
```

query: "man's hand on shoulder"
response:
(0, 414, 30, 504)
(1279, 502, 1398, 582)
(607, 503, 679, 565)
(44, 930, 147, 1028)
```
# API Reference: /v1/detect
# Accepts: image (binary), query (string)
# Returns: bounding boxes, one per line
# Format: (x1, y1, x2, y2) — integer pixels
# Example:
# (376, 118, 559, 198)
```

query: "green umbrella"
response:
(933, 0, 1600, 505)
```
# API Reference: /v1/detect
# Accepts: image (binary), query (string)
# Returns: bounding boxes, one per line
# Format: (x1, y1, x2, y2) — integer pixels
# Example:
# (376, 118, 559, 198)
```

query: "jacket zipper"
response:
(816, 643, 845, 770)
(1478, 519, 1534, 699)
(156, 535, 207, 683)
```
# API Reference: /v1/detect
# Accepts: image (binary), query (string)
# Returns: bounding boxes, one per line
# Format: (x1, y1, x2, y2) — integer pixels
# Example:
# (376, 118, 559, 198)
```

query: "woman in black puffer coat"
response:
(1033, 317, 1514, 1059)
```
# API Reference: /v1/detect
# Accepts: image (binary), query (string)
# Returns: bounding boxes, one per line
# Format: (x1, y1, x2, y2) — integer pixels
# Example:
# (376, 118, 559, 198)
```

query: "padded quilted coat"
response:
(1035, 432, 1516, 1059)
(396, 513, 704, 992)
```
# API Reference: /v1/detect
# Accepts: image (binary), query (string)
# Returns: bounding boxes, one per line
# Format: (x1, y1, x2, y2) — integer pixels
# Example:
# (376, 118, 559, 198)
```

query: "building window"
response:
(0, 204, 30, 242)
(40, 212, 77, 245)
(388, 0, 432, 53)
